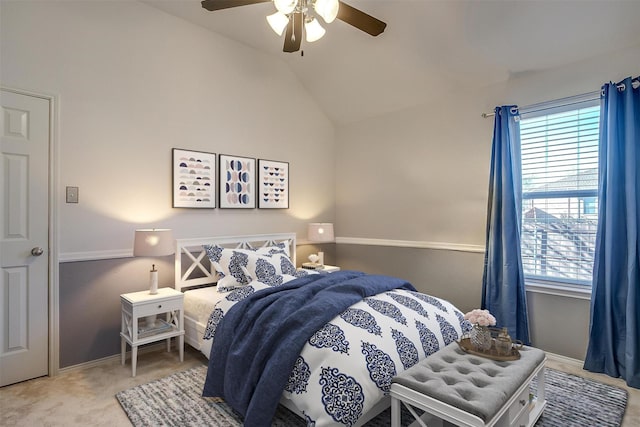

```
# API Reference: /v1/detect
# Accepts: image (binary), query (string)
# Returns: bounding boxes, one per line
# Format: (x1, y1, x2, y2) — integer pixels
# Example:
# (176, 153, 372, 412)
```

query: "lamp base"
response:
(149, 269, 158, 294)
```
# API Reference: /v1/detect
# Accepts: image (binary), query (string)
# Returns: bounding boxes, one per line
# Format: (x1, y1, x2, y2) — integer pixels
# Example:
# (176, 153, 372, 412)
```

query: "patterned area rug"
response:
(531, 368, 627, 427)
(116, 365, 627, 427)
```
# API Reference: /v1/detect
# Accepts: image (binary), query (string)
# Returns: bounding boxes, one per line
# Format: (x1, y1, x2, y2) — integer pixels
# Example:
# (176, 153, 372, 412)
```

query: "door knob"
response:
(31, 247, 44, 256)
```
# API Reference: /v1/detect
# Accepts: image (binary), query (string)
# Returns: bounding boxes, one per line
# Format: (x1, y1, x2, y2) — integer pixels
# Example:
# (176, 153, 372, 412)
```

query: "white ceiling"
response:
(143, 0, 640, 125)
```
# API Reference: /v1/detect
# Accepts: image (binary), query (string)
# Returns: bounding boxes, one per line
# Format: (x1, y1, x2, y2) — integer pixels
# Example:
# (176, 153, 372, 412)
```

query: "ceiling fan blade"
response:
(283, 12, 303, 53)
(337, 1, 387, 36)
(201, 0, 270, 12)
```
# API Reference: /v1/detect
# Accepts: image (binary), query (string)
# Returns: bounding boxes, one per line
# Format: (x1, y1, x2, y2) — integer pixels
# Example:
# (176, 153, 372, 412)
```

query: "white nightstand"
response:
(319, 265, 340, 272)
(120, 287, 185, 377)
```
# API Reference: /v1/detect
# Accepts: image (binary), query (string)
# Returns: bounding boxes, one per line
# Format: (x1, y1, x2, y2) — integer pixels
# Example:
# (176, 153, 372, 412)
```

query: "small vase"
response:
(470, 324, 493, 351)
(495, 327, 513, 356)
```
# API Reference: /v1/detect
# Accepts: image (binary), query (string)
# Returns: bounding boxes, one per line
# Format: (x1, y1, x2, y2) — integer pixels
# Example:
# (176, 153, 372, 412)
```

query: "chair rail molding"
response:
(336, 236, 485, 253)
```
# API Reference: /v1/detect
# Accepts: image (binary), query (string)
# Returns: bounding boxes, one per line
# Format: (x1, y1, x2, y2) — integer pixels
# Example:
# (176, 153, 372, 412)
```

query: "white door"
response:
(0, 89, 50, 386)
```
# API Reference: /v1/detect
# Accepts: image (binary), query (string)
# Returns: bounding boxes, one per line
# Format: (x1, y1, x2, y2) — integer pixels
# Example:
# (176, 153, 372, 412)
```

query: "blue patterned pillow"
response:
(216, 274, 245, 293)
(203, 244, 295, 287)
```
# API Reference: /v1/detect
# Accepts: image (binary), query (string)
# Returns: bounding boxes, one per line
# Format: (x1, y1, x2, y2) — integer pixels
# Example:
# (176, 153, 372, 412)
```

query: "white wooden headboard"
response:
(174, 233, 297, 292)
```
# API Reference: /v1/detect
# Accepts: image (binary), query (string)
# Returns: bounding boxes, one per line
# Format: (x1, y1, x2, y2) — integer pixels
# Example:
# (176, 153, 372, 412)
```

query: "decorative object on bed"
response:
(218, 154, 256, 208)
(257, 159, 289, 209)
(133, 228, 175, 296)
(116, 365, 629, 427)
(172, 148, 216, 208)
(464, 309, 496, 352)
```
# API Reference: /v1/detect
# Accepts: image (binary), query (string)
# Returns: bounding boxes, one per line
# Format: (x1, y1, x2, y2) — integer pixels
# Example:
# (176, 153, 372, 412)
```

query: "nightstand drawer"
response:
(133, 297, 182, 317)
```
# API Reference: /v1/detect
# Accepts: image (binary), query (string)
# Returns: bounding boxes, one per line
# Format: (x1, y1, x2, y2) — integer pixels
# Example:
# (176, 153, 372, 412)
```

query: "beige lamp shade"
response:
(133, 229, 175, 257)
(308, 223, 334, 242)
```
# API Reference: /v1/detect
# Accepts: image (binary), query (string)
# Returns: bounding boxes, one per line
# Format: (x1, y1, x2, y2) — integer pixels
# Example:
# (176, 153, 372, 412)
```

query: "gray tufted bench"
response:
(390, 342, 546, 427)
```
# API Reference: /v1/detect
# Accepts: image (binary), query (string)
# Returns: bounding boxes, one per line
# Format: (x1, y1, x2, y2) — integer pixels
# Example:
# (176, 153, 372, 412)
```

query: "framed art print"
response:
(219, 154, 256, 208)
(258, 159, 289, 209)
(172, 148, 215, 208)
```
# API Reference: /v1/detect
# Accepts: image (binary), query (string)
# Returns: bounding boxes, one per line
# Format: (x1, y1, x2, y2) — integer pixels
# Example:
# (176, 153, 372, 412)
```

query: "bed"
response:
(175, 233, 471, 427)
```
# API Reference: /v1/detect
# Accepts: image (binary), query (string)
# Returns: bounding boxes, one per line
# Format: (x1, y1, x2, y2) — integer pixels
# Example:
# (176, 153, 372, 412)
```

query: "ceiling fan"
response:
(201, 0, 387, 53)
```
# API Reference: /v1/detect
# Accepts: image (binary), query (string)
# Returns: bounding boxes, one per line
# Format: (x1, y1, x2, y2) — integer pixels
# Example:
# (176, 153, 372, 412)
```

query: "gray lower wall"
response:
(336, 244, 590, 361)
(59, 256, 174, 368)
(59, 242, 588, 368)
(336, 244, 484, 314)
(58, 245, 336, 368)
(526, 291, 590, 360)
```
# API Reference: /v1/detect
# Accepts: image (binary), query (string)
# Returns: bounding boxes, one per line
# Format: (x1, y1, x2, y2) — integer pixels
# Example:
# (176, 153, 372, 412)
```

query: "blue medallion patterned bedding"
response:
(201, 270, 471, 427)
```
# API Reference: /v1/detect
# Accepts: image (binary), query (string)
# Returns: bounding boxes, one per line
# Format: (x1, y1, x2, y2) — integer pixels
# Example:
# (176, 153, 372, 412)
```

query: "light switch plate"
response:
(66, 186, 79, 203)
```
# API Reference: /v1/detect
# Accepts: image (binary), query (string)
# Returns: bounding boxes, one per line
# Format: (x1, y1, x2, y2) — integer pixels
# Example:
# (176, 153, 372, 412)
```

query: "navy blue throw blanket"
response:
(202, 270, 416, 427)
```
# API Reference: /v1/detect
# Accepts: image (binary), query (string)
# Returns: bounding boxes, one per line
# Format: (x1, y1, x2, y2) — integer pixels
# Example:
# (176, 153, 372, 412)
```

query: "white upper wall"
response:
(336, 47, 640, 245)
(1, 0, 336, 256)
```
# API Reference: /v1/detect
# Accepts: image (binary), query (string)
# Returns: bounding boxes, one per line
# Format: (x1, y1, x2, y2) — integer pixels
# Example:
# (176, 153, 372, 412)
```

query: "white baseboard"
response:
(545, 351, 584, 368)
(57, 342, 166, 374)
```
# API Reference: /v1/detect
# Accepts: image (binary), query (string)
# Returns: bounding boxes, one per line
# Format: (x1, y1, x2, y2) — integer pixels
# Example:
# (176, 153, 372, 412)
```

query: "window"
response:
(519, 99, 600, 286)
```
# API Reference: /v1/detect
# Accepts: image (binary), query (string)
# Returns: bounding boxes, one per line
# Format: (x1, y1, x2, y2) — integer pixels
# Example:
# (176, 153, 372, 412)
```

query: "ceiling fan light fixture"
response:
(274, 0, 298, 15)
(314, 0, 339, 24)
(267, 11, 290, 36)
(304, 17, 326, 42)
(200, 0, 386, 53)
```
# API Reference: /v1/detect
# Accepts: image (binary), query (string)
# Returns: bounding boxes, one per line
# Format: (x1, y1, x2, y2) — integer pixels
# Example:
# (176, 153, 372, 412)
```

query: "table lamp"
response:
(133, 228, 175, 295)
(307, 223, 334, 266)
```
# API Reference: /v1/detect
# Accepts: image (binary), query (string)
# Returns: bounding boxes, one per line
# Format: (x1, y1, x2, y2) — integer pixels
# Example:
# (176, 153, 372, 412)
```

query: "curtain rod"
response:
(481, 78, 639, 118)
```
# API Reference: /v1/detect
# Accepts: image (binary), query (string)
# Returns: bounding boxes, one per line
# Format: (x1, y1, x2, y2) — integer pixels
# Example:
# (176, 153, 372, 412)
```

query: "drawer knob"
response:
(519, 399, 526, 406)
(158, 304, 162, 309)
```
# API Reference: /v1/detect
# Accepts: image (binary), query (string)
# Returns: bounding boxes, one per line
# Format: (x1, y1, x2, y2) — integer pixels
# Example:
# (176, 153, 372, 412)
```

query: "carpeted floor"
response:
(1, 346, 637, 427)
(116, 364, 628, 427)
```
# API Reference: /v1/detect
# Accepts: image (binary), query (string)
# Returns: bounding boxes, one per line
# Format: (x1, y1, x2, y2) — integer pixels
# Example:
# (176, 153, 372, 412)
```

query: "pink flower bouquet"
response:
(464, 309, 496, 327)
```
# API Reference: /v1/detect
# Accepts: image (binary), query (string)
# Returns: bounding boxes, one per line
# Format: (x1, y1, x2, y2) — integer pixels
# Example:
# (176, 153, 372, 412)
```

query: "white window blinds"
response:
(519, 100, 600, 284)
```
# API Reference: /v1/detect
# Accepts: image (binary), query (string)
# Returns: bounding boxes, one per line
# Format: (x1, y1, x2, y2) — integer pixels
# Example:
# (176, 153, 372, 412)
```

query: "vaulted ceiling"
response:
(144, 1, 640, 125)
